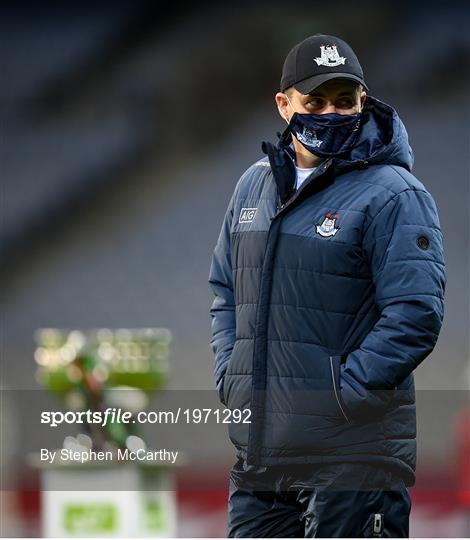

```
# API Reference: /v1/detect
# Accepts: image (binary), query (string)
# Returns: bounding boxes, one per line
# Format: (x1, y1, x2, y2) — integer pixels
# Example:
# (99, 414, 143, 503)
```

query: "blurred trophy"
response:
(33, 328, 177, 538)
(35, 328, 170, 451)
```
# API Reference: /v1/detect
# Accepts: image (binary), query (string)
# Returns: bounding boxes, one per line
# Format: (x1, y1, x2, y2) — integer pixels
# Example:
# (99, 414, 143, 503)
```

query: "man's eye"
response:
(307, 99, 324, 108)
(336, 98, 355, 109)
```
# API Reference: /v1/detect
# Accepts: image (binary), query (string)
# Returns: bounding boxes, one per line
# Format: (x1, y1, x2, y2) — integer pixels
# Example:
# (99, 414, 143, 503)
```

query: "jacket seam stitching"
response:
(236, 302, 370, 316)
(233, 265, 370, 280)
(279, 232, 362, 246)
(226, 373, 340, 379)
(233, 336, 347, 349)
(334, 168, 406, 194)
(261, 408, 349, 419)
(377, 258, 445, 265)
(371, 224, 442, 242)
(387, 165, 418, 189)
(377, 292, 444, 301)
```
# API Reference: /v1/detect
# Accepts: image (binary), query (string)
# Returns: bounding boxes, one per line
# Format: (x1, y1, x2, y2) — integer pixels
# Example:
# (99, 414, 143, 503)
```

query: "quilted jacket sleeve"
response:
(340, 187, 446, 418)
(209, 192, 236, 405)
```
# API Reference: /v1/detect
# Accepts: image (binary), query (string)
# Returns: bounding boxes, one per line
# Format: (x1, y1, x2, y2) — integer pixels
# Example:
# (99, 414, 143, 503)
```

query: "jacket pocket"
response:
(329, 355, 351, 423)
(217, 375, 227, 406)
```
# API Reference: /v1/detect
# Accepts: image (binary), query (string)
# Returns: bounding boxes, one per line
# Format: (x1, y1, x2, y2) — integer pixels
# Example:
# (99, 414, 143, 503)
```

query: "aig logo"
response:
(239, 207, 257, 224)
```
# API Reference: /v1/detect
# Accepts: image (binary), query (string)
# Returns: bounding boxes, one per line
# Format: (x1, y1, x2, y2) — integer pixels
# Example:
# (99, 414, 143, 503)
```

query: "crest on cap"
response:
(314, 44, 346, 67)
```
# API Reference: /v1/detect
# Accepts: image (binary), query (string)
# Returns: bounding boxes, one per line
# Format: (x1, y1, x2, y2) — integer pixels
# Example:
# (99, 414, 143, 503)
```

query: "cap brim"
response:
(294, 73, 368, 94)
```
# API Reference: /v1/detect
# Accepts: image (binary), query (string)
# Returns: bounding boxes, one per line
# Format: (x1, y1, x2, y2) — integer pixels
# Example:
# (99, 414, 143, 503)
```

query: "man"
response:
(209, 34, 446, 537)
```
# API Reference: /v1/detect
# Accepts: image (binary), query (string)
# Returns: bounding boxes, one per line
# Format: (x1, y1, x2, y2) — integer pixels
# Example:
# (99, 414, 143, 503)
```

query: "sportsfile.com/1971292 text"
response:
(40, 407, 252, 427)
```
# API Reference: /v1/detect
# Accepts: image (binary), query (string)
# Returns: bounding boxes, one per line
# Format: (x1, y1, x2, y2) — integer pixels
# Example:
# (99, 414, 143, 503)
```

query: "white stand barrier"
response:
(40, 463, 177, 537)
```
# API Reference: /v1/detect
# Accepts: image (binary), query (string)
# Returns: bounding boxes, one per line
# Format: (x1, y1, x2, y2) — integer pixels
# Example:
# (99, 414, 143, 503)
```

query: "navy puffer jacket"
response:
(209, 96, 446, 485)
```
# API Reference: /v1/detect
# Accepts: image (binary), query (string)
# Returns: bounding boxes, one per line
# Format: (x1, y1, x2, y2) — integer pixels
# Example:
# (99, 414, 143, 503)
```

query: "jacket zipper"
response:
(246, 216, 283, 464)
(246, 157, 335, 464)
(373, 513, 384, 537)
(273, 159, 333, 218)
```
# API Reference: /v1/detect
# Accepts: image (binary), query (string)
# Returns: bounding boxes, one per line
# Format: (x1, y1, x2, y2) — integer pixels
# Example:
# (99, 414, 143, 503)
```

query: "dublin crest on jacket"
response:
(316, 212, 339, 237)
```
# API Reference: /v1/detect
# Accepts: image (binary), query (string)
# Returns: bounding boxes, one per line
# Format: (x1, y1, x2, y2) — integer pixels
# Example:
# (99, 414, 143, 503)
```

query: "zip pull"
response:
(373, 513, 384, 537)
(357, 159, 369, 169)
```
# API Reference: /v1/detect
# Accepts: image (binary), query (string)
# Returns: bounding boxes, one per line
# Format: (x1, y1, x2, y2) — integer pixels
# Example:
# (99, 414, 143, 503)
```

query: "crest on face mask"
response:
(316, 212, 340, 237)
(314, 45, 346, 67)
(295, 127, 323, 148)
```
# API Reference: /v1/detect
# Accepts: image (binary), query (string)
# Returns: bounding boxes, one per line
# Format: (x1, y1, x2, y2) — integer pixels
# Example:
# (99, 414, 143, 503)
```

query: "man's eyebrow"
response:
(307, 90, 356, 97)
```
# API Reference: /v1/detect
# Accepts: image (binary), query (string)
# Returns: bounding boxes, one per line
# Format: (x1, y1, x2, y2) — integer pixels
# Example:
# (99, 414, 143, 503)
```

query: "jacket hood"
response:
(347, 95, 414, 171)
(272, 95, 414, 173)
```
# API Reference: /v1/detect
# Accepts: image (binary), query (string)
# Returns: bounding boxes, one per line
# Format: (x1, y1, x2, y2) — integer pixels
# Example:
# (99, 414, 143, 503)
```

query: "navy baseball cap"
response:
(280, 34, 368, 94)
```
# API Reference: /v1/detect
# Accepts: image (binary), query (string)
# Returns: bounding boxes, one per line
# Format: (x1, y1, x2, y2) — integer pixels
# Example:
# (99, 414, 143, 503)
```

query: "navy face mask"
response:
(284, 111, 362, 158)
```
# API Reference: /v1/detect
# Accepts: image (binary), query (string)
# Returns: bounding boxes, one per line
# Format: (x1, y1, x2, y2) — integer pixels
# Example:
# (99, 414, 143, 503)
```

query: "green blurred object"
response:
(34, 328, 171, 450)
(64, 503, 117, 535)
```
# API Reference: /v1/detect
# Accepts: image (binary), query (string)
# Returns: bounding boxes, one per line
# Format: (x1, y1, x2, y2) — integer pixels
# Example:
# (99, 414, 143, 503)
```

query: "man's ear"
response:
(275, 92, 290, 123)
(360, 90, 367, 108)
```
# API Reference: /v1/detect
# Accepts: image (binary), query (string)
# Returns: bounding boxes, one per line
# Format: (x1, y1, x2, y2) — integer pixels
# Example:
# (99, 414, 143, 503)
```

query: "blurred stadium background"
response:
(1, 0, 469, 537)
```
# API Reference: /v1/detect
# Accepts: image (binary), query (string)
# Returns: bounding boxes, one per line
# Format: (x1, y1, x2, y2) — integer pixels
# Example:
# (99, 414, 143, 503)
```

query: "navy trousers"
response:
(227, 458, 411, 538)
